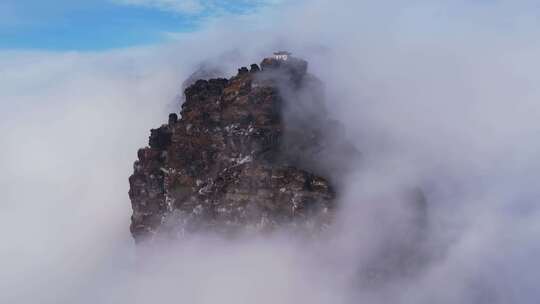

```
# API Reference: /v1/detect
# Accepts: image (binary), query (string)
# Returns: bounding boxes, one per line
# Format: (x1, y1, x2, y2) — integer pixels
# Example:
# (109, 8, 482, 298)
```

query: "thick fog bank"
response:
(2, 1, 540, 303)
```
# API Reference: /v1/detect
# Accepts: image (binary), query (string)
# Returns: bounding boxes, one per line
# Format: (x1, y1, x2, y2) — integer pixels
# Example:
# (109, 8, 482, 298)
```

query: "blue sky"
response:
(0, 0, 281, 50)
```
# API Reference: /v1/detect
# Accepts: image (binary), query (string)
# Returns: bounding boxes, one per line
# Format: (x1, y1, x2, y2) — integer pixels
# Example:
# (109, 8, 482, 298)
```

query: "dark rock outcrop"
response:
(128, 54, 433, 289)
(128, 55, 352, 242)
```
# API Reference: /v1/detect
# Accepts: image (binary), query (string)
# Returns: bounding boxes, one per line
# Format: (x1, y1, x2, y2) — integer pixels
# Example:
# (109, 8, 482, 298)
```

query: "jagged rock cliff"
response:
(128, 55, 356, 242)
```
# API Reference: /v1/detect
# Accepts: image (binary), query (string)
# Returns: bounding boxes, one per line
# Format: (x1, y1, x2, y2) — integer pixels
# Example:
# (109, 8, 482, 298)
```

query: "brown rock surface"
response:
(128, 55, 355, 243)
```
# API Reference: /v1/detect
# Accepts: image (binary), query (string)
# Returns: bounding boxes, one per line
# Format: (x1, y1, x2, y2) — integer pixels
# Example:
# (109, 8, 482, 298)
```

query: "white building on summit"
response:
(273, 51, 291, 61)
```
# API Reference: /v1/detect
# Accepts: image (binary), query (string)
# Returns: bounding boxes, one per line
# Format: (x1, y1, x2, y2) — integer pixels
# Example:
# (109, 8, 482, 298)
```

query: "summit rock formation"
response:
(128, 55, 359, 242)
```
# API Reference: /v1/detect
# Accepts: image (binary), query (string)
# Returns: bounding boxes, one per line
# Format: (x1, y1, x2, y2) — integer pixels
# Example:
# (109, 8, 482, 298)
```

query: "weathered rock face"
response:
(128, 56, 351, 243)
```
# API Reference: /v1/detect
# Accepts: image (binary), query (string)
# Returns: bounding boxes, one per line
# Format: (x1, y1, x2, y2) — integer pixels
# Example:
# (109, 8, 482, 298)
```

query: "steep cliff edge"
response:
(128, 56, 356, 242)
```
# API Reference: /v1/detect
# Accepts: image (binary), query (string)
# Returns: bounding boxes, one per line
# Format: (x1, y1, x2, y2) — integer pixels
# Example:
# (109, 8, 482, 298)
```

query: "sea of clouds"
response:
(1, 1, 539, 303)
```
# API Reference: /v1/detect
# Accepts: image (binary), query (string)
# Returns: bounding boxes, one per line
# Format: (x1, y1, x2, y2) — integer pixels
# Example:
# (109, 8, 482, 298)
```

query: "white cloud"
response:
(113, 0, 205, 14)
(111, 0, 284, 15)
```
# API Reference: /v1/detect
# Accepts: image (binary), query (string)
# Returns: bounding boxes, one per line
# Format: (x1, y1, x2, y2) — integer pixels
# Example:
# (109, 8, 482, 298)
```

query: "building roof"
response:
(274, 51, 292, 55)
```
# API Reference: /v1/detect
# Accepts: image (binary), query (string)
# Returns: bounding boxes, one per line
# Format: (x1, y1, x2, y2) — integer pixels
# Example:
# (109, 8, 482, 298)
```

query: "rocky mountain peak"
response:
(128, 55, 355, 243)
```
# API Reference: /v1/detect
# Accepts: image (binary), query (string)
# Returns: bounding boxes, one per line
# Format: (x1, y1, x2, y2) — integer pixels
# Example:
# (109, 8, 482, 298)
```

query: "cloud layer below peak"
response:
(2, 1, 540, 303)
